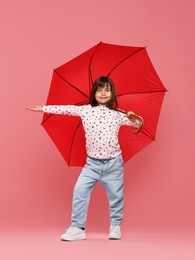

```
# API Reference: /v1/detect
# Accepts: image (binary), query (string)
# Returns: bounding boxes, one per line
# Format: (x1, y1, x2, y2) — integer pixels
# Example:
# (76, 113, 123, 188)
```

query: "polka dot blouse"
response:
(42, 104, 140, 160)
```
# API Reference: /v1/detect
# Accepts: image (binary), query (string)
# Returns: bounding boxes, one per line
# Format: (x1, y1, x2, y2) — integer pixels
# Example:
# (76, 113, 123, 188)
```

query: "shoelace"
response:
(110, 225, 120, 232)
(66, 226, 76, 232)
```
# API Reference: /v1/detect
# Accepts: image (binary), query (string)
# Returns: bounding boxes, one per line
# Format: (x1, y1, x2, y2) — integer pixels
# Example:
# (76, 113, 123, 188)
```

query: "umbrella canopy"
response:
(41, 42, 166, 166)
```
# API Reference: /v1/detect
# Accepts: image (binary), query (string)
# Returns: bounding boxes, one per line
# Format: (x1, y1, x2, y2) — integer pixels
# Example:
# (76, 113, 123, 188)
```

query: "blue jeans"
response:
(71, 154, 124, 228)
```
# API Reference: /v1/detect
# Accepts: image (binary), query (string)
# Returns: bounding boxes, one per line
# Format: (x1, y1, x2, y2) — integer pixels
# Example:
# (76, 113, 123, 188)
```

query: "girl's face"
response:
(95, 84, 112, 106)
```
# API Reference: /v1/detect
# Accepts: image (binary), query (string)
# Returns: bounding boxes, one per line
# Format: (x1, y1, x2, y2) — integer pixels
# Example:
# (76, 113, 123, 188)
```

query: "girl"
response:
(28, 76, 143, 241)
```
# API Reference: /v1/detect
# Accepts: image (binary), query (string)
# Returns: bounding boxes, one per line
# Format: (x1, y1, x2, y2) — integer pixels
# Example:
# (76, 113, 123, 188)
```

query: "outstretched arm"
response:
(27, 104, 84, 117)
(26, 105, 43, 112)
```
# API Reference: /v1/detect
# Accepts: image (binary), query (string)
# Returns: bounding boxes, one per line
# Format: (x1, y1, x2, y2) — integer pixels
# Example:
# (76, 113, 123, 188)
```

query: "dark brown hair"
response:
(89, 76, 118, 109)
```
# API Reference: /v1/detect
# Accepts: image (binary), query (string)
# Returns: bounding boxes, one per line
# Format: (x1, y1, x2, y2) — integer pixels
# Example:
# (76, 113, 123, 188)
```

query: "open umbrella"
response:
(41, 42, 166, 166)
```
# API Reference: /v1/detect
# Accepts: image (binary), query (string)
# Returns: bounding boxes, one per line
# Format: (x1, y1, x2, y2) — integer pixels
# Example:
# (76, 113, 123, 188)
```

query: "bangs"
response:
(97, 82, 111, 90)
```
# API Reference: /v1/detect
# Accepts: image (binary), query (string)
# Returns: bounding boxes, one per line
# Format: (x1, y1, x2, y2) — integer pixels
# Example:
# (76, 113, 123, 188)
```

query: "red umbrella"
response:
(41, 42, 166, 166)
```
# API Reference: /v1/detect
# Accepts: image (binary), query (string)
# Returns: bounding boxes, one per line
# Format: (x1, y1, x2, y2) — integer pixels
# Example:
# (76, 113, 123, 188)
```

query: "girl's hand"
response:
(126, 111, 143, 134)
(126, 111, 136, 119)
(26, 105, 43, 112)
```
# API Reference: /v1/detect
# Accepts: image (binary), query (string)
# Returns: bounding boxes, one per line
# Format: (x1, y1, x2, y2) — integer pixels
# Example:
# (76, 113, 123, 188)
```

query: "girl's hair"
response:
(89, 76, 118, 109)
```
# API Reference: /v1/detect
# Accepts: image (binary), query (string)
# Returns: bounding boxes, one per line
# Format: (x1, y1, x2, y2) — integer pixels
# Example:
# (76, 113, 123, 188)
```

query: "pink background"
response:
(1, 0, 195, 259)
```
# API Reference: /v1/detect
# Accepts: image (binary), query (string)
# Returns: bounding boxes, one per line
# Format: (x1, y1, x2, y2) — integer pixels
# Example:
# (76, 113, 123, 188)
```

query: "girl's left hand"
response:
(126, 112, 143, 134)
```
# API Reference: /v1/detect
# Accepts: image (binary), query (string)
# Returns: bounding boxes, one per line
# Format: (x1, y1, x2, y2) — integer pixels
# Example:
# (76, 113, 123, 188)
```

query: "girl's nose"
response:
(102, 89, 106, 95)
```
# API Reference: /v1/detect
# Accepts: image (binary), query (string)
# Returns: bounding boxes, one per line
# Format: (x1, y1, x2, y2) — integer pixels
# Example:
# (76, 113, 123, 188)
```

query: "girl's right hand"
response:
(26, 105, 43, 112)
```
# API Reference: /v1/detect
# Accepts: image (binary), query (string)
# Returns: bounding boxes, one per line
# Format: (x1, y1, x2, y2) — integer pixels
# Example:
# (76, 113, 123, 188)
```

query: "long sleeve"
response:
(42, 105, 83, 117)
(42, 105, 143, 159)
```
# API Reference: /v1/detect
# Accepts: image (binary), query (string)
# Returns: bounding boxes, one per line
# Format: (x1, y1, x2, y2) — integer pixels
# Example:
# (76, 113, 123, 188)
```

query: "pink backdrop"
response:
(1, 0, 195, 244)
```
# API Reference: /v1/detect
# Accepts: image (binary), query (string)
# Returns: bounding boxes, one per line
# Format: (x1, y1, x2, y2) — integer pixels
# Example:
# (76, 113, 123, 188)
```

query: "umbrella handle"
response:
(127, 114, 144, 134)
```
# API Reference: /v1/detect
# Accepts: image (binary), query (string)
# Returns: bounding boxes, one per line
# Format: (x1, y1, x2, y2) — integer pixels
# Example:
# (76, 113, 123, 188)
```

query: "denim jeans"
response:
(71, 154, 124, 228)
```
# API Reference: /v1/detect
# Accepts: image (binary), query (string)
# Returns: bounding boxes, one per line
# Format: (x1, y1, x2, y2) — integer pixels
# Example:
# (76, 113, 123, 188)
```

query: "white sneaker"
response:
(108, 225, 121, 240)
(60, 226, 86, 241)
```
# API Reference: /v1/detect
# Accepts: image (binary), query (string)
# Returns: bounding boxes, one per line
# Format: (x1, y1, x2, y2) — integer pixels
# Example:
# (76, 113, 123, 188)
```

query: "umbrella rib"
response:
(107, 47, 146, 77)
(54, 70, 89, 99)
(68, 119, 83, 165)
(117, 89, 167, 96)
(140, 130, 155, 141)
(75, 100, 90, 105)
(41, 114, 53, 125)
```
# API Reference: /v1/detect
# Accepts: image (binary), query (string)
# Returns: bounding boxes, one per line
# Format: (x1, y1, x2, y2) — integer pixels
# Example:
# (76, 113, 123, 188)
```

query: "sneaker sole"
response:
(109, 237, 121, 240)
(61, 235, 86, 241)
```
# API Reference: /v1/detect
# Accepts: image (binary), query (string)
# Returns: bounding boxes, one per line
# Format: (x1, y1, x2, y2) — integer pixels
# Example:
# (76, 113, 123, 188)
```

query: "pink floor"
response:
(1, 229, 195, 260)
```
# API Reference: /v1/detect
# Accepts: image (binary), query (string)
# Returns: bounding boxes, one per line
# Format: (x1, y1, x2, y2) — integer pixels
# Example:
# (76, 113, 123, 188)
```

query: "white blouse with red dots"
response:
(42, 104, 140, 160)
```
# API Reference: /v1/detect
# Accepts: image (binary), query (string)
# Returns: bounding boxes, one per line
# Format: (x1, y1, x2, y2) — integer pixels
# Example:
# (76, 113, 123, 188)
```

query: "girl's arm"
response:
(27, 105, 84, 117)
